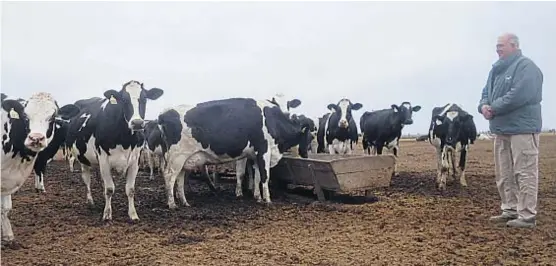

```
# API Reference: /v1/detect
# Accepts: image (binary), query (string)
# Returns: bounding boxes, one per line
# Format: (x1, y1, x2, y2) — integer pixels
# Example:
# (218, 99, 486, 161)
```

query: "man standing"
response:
(478, 33, 543, 228)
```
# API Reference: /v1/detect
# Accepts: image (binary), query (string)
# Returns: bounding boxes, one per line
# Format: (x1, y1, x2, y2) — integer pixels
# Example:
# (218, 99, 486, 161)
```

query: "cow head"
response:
(433, 110, 473, 149)
(103, 80, 164, 131)
(265, 105, 311, 159)
(391, 101, 421, 125)
(18, 92, 80, 152)
(327, 98, 363, 129)
(267, 93, 301, 116)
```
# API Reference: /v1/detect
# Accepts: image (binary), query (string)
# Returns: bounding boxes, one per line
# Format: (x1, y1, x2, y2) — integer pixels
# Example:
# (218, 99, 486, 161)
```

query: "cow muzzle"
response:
(129, 119, 145, 131)
(339, 119, 349, 128)
(404, 119, 414, 125)
(25, 133, 47, 151)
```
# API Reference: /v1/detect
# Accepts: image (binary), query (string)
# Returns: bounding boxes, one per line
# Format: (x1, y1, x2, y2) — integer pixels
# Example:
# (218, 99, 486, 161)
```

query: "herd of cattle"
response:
(1, 80, 478, 244)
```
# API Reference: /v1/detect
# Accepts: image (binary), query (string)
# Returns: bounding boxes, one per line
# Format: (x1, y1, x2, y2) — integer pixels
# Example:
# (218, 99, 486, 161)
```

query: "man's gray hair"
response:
(507, 33, 520, 48)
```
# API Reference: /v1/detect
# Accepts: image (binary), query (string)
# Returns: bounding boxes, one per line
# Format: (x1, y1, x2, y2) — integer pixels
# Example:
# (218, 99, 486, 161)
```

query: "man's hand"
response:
(481, 105, 494, 120)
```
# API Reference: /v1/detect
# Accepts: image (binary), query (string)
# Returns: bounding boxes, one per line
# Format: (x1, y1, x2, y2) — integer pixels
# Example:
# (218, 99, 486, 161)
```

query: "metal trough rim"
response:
(282, 153, 396, 162)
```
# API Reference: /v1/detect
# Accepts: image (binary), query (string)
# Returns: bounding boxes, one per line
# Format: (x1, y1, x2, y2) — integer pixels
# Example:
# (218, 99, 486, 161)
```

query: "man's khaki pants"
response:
(494, 134, 540, 220)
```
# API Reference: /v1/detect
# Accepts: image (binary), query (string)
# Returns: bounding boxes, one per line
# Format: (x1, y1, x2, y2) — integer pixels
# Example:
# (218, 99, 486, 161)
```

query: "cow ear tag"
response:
(110, 95, 118, 104)
(9, 108, 19, 119)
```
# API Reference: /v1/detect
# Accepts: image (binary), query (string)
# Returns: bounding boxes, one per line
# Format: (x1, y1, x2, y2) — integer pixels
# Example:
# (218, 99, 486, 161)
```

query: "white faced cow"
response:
(360, 101, 421, 176)
(156, 98, 311, 208)
(64, 80, 163, 222)
(1, 92, 79, 245)
(428, 103, 477, 191)
(317, 98, 363, 154)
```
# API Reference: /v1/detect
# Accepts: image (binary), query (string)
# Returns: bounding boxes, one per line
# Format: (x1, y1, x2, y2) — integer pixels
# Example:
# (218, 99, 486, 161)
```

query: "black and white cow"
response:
(317, 98, 363, 154)
(1, 92, 79, 244)
(140, 119, 165, 180)
(290, 114, 318, 154)
(235, 93, 304, 198)
(64, 80, 163, 222)
(156, 98, 311, 208)
(32, 103, 81, 193)
(428, 103, 477, 191)
(360, 102, 421, 176)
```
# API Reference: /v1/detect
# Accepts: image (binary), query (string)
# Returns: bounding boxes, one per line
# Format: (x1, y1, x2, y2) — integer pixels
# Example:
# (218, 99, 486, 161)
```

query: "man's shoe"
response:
(489, 212, 518, 223)
(506, 218, 536, 228)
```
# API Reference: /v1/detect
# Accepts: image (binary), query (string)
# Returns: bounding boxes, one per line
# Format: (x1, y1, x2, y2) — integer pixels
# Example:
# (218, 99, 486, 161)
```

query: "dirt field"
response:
(2, 136, 555, 265)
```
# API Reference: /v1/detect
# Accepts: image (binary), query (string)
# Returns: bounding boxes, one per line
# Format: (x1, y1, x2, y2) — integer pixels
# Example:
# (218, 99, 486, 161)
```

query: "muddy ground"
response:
(2, 136, 555, 265)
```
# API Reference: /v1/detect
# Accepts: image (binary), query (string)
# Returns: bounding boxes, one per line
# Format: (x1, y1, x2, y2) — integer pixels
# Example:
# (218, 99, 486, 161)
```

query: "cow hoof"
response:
(168, 203, 178, 210)
(35, 188, 45, 193)
(1, 240, 26, 250)
(127, 218, 140, 224)
(102, 219, 113, 226)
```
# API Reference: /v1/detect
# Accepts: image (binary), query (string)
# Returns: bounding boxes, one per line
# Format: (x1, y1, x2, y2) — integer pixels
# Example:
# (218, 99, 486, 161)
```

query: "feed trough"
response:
(271, 153, 396, 201)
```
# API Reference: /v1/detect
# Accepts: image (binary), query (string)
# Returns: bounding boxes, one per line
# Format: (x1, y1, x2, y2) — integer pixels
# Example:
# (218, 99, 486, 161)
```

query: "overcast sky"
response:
(2, 1, 554, 135)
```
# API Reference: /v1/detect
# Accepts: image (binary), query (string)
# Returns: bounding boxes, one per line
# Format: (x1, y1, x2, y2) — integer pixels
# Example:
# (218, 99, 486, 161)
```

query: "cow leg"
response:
(376, 145, 384, 155)
(435, 147, 443, 189)
(98, 156, 115, 221)
(392, 144, 400, 177)
(246, 159, 255, 192)
(34, 170, 46, 193)
(147, 151, 155, 180)
(235, 158, 247, 198)
(252, 161, 262, 203)
(163, 155, 186, 209)
(159, 155, 165, 177)
(68, 152, 76, 172)
(124, 160, 140, 221)
(370, 145, 377, 156)
(258, 152, 273, 204)
(1, 195, 14, 243)
(202, 165, 218, 192)
(451, 148, 457, 182)
(176, 169, 190, 207)
(439, 147, 450, 191)
(80, 163, 94, 206)
(459, 145, 468, 187)
(346, 141, 353, 155)
(328, 143, 336, 154)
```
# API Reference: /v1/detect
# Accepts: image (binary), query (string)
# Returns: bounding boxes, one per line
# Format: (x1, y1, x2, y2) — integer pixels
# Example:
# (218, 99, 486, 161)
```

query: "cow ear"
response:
(412, 105, 422, 112)
(327, 104, 337, 111)
(1, 93, 7, 102)
(57, 104, 80, 120)
(1, 99, 24, 114)
(145, 88, 164, 100)
(287, 99, 301, 109)
(391, 104, 399, 112)
(103, 90, 121, 100)
(351, 103, 363, 111)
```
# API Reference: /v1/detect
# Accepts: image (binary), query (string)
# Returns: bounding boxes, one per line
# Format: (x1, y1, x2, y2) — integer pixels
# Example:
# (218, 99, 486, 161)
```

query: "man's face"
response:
(496, 36, 517, 59)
